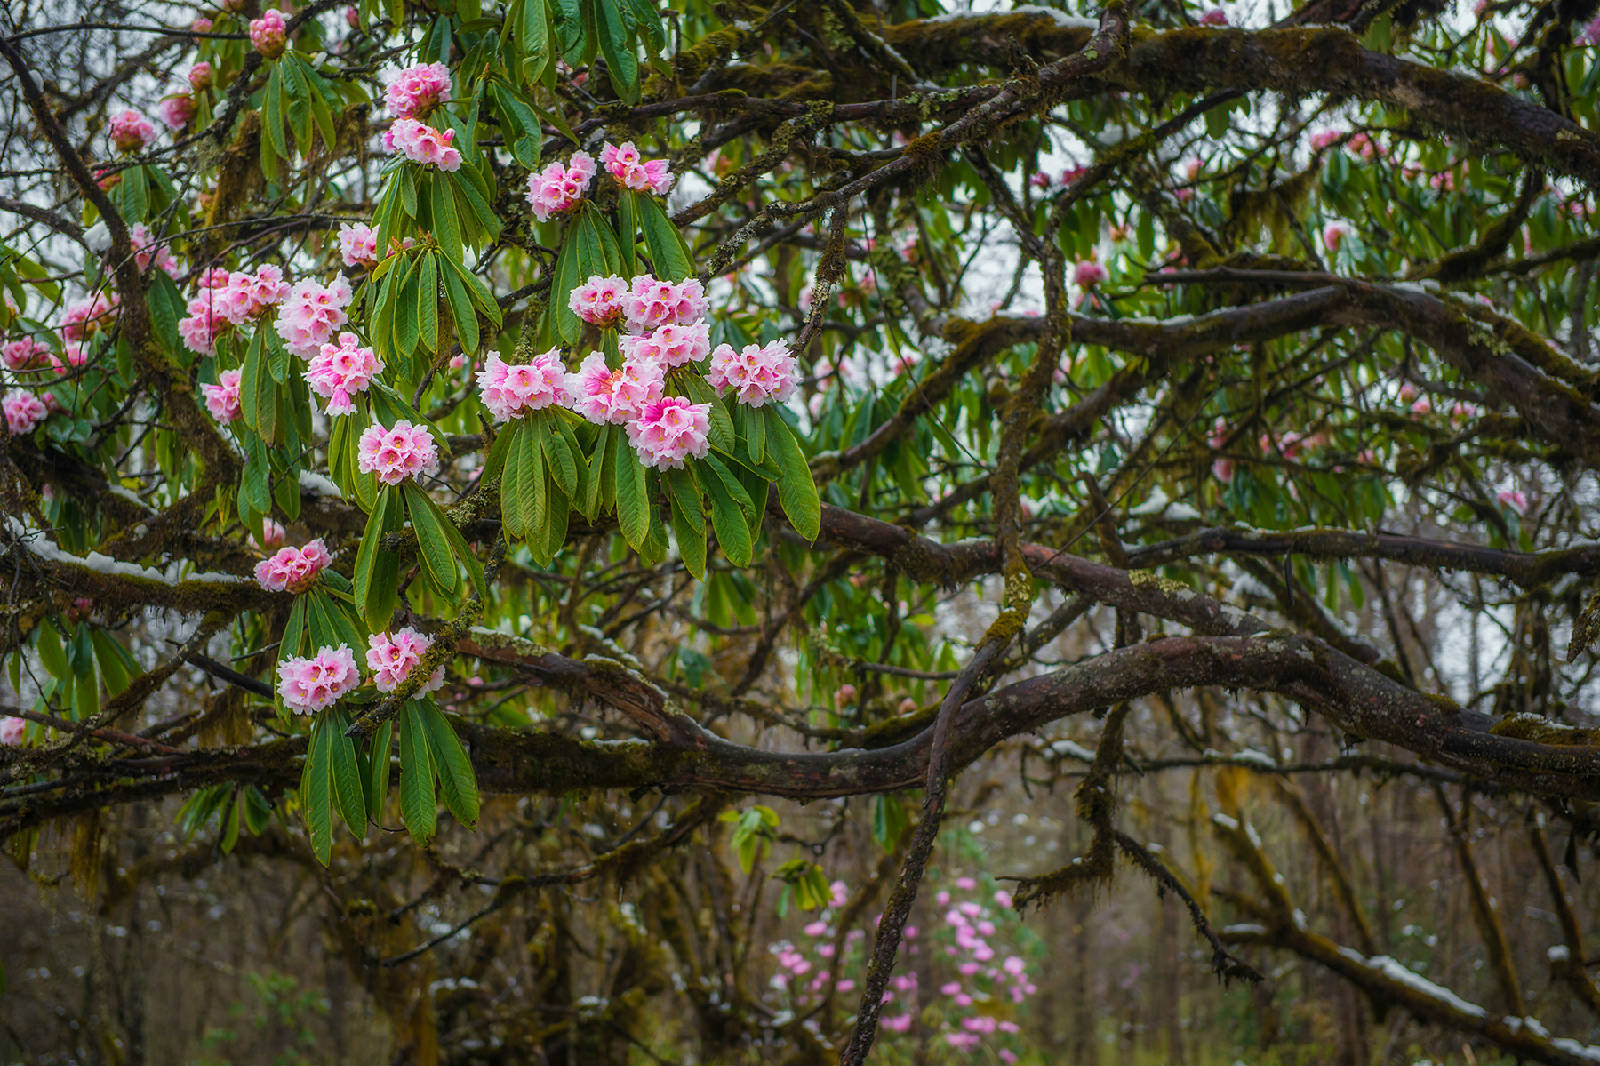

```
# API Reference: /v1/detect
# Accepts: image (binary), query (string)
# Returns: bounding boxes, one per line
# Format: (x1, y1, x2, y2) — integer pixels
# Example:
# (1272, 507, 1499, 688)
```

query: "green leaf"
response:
(433, 175, 464, 262)
(417, 252, 440, 354)
(365, 720, 393, 825)
(399, 701, 438, 846)
(701, 454, 755, 566)
(612, 428, 650, 551)
(743, 402, 766, 466)
(665, 466, 706, 578)
(302, 716, 334, 865)
(355, 486, 403, 631)
(596, 0, 639, 103)
(280, 595, 308, 661)
(406, 483, 462, 599)
(420, 703, 479, 827)
(766, 407, 820, 540)
(440, 260, 480, 354)
(329, 712, 367, 836)
(541, 414, 579, 497)
(636, 192, 693, 280)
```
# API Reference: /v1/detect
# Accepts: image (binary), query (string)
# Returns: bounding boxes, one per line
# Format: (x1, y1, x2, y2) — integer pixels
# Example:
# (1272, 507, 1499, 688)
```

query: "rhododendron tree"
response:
(6, 0, 1600, 1063)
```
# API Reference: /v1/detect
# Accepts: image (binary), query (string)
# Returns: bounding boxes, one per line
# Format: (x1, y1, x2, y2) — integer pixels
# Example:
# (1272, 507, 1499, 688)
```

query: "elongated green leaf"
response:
(701, 455, 754, 565)
(354, 486, 402, 630)
(765, 407, 820, 540)
(541, 415, 579, 497)
(596, 0, 639, 103)
(329, 713, 367, 836)
(612, 429, 650, 551)
(433, 175, 463, 262)
(440, 262, 479, 353)
(665, 466, 706, 578)
(417, 252, 439, 354)
(365, 719, 393, 825)
(637, 192, 693, 280)
(280, 595, 308, 661)
(406, 483, 461, 599)
(399, 701, 438, 846)
(421, 704, 479, 827)
(302, 717, 334, 865)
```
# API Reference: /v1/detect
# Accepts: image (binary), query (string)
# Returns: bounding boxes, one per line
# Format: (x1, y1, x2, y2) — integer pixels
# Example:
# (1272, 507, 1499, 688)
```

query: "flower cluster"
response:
(568, 274, 628, 328)
(109, 109, 157, 153)
(366, 627, 445, 694)
(567, 352, 664, 425)
(706, 341, 798, 407)
(304, 332, 382, 415)
(250, 8, 288, 58)
(619, 322, 710, 369)
(3, 389, 49, 435)
(275, 276, 354, 358)
(277, 644, 361, 715)
(157, 93, 196, 131)
(382, 117, 461, 171)
(253, 538, 332, 593)
(179, 267, 290, 355)
(1073, 259, 1107, 287)
(60, 294, 118, 341)
(130, 224, 180, 278)
(626, 396, 711, 469)
(622, 275, 707, 333)
(0, 716, 24, 746)
(2, 337, 52, 372)
(476, 350, 572, 422)
(357, 419, 438, 485)
(385, 62, 451, 118)
(336, 222, 379, 268)
(600, 141, 671, 195)
(188, 61, 213, 91)
(202, 369, 243, 424)
(525, 151, 594, 222)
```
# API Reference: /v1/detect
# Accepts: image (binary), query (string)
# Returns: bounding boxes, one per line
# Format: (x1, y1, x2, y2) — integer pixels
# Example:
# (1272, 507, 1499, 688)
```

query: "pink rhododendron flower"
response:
(250, 518, 286, 550)
(250, 9, 288, 58)
(620, 321, 709, 369)
(568, 352, 665, 425)
(191, 16, 213, 32)
(382, 117, 462, 170)
(3, 389, 49, 435)
(108, 109, 157, 153)
(569, 274, 629, 327)
(1398, 382, 1418, 403)
(188, 62, 214, 91)
(336, 222, 379, 267)
(1411, 397, 1432, 415)
(304, 332, 383, 415)
(1074, 259, 1107, 286)
(202, 368, 243, 423)
(1497, 489, 1528, 514)
(626, 396, 710, 469)
(357, 419, 439, 484)
(600, 141, 672, 195)
(0, 716, 24, 746)
(1323, 222, 1347, 253)
(622, 275, 707, 333)
(707, 340, 798, 406)
(385, 62, 451, 118)
(1310, 129, 1342, 150)
(1582, 16, 1600, 45)
(157, 93, 196, 131)
(2, 337, 51, 372)
(367, 627, 446, 693)
(525, 151, 595, 222)
(253, 538, 332, 593)
(275, 276, 353, 358)
(476, 349, 572, 422)
(1028, 170, 1052, 189)
(277, 644, 361, 715)
(1199, 6, 1228, 24)
(834, 683, 858, 708)
(129, 225, 180, 278)
(60, 294, 117, 341)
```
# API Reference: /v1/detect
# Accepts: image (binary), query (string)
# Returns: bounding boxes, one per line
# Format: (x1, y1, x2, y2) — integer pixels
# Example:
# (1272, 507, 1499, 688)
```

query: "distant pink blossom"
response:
(567, 352, 664, 425)
(385, 62, 451, 118)
(250, 518, 286, 550)
(1074, 260, 1107, 286)
(108, 109, 157, 153)
(254, 538, 331, 593)
(157, 93, 196, 131)
(304, 332, 383, 415)
(250, 9, 288, 57)
(382, 117, 461, 171)
(275, 276, 353, 358)
(2, 337, 51, 372)
(1199, 6, 1228, 24)
(188, 62, 214, 91)
(129, 225, 180, 278)
(622, 275, 707, 333)
(366, 627, 445, 694)
(336, 222, 379, 268)
(277, 644, 361, 715)
(1497, 489, 1528, 515)
(60, 294, 117, 341)
(3, 389, 49, 435)
(569, 274, 629, 327)
(525, 151, 595, 222)
(202, 368, 243, 423)
(707, 340, 798, 406)
(626, 396, 710, 469)
(358, 420, 439, 485)
(1323, 222, 1347, 253)
(476, 349, 572, 421)
(600, 141, 672, 195)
